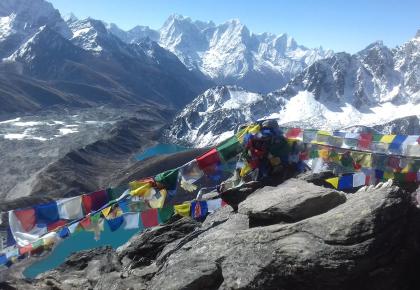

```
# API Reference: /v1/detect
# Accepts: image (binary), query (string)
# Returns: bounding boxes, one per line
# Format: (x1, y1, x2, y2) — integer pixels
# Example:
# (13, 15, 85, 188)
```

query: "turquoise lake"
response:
(24, 143, 189, 279)
(135, 143, 189, 161)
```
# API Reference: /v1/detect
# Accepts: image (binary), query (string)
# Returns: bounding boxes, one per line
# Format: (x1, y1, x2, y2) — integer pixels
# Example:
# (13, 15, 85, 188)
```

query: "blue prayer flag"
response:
(35, 202, 59, 225)
(6, 227, 16, 247)
(0, 254, 7, 266)
(107, 216, 124, 232)
(191, 201, 208, 219)
(389, 135, 407, 153)
(58, 227, 70, 239)
(338, 175, 353, 190)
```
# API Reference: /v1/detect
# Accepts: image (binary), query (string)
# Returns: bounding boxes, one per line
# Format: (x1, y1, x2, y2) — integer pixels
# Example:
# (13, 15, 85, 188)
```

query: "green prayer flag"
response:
(158, 206, 175, 223)
(216, 136, 242, 161)
(107, 186, 127, 201)
(155, 168, 179, 190)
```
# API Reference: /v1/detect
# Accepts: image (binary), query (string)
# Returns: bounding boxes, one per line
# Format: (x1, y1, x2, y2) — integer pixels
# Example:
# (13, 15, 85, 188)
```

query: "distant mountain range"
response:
(0, 0, 211, 115)
(168, 31, 420, 146)
(105, 14, 333, 93)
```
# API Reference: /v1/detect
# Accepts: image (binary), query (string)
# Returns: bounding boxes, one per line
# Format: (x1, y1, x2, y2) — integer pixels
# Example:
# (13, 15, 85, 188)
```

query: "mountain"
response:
(165, 85, 281, 146)
(0, 0, 212, 115)
(108, 14, 333, 93)
(168, 33, 420, 147)
(0, 0, 70, 58)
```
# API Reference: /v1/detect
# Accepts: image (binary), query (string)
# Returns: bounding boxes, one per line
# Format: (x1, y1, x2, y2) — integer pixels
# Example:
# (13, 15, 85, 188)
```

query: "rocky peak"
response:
(0, 0, 70, 37)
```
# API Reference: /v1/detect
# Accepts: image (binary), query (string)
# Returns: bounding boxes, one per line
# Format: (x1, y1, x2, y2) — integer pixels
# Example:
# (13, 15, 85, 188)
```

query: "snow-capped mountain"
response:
(166, 85, 282, 146)
(108, 14, 333, 93)
(0, 0, 212, 114)
(0, 0, 70, 58)
(168, 33, 420, 147)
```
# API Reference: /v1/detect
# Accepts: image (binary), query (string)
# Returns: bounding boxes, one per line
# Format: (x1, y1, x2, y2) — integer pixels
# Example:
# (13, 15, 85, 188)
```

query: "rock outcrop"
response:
(2, 175, 420, 290)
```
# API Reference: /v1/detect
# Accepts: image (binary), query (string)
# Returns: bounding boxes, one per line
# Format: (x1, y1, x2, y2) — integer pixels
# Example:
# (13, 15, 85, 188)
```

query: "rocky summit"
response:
(2, 175, 419, 290)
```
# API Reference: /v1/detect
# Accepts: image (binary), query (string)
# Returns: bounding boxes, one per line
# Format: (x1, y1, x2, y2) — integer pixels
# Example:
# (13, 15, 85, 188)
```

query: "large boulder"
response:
(238, 178, 347, 226)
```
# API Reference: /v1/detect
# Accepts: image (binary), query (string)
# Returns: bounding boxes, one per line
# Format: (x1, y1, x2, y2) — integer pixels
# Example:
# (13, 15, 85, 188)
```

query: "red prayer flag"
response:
(14, 208, 36, 232)
(19, 244, 33, 255)
(358, 133, 372, 149)
(406, 172, 417, 182)
(196, 148, 221, 174)
(285, 128, 302, 139)
(79, 216, 91, 229)
(47, 220, 67, 232)
(82, 194, 92, 214)
(141, 208, 159, 228)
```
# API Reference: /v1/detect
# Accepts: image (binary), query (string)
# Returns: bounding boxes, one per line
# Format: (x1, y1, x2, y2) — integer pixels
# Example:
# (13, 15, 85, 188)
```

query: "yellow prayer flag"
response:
(101, 206, 112, 217)
(350, 152, 373, 168)
(383, 171, 394, 180)
(149, 189, 167, 209)
(240, 162, 252, 177)
(325, 177, 339, 189)
(380, 135, 396, 144)
(236, 124, 261, 143)
(174, 203, 191, 217)
(319, 148, 329, 160)
(130, 182, 152, 197)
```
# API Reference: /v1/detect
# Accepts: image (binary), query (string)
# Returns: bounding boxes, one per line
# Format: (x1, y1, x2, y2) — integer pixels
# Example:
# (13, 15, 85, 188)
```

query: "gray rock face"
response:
(238, 179, 347, 226)
(2, 177, 420, 290)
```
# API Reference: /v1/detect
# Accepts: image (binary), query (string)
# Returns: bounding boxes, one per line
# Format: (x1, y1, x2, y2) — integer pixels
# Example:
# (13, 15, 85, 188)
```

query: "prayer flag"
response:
(34, 202, 59, 225)
(207, 199, 223, 213)
(325, 177, 339, 189)
(380, 135, 396, 144)
(352, 172, 366, 187)
(12, 209, 36, 232)
(389, 135, 407, 153)
(158, 206, 175, 223)
(155, 169, 179, 190)
(123, 213, 140, 230)
(196, 148, 221, 174)
(47, 220, 67, 232)
(191, 201, 208, 219)
(0, 254, 7, 266)
(58, 227, 70, 239)
(217, 135, 242, 161)
(57, 196, 84, 220)
(338, 175, 353, 190)
(285, 128, 302, 139)
(141, 209, 159, 228)
(89, 190, 109, 212)
(358, 133, 372, 149)
(107, 216, 124, 232)
(82, 194, 92, 214)
(174, 203, 191, 217)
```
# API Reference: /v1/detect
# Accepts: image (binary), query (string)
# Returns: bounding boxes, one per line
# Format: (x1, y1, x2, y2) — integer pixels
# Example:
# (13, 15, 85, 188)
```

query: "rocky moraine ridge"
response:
(1, 173, 419, 290)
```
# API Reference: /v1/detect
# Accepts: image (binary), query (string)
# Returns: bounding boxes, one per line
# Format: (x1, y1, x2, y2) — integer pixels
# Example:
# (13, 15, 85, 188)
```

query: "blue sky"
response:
(48, 0, 419, 53)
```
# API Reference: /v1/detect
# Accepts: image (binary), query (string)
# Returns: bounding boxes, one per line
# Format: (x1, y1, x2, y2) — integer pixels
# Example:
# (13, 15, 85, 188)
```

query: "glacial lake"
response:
(24, 143, 189, 279)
